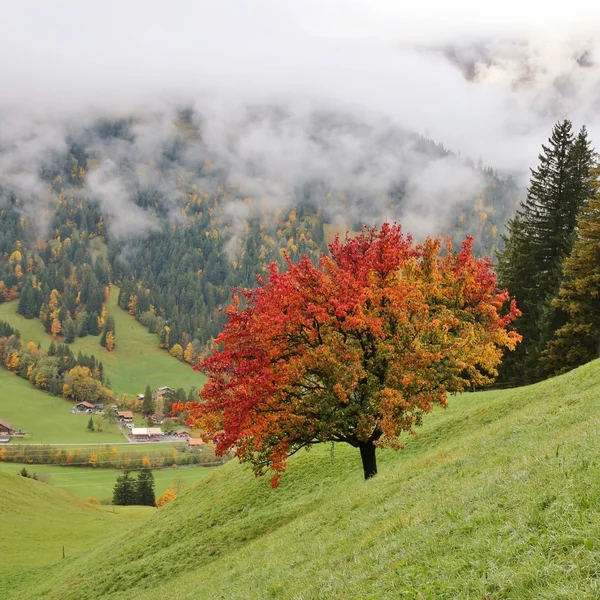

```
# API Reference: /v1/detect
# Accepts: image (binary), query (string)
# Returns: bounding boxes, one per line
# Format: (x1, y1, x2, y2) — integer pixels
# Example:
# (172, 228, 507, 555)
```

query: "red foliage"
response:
(175, 223, 520, 486)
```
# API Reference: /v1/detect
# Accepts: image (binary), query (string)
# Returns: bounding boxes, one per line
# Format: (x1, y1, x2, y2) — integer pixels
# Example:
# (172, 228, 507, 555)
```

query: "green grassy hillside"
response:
(0, 369, 123, 443)
(0, 287, 206, 396)
(0, 471, 153, 599)
(10, 360, 600, 599)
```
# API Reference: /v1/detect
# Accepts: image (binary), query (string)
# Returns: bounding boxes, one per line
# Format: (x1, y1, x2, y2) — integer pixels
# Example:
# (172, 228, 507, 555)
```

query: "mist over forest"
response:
(1, 0, 600, 361)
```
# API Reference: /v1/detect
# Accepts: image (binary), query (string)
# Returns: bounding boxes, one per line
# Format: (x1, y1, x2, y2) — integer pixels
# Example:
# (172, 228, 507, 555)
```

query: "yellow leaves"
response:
(9, 250, 22, 263)
(5, 351, 20, 371)
(35, 372, 47, 389)
(0, 447, 7, 461)
(105, 331, 115, 352)
(14, 265, 23, 281)
(169, 343, 183, 359)
(48, 289, 60, 310)
(156, 488, 177, 507)
(89, 452, 98, 467)
(128, 295, 138, 315)
(184, 342, 194, 364)
(51, 317, 62, 338)
(142, 456, 151, 468)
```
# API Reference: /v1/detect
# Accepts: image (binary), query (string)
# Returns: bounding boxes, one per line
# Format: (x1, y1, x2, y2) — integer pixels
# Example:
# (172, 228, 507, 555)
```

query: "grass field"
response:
(5, 359, 600, 599)
(0, 471, 154, 599)
(0, 287, 206, 396)
(0, 369, 124, 443)
(0, 463, 213, 502)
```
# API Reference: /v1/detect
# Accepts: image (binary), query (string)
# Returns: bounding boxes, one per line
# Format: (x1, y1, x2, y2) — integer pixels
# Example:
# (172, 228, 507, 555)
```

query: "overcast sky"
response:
(1, 0, 600, 170)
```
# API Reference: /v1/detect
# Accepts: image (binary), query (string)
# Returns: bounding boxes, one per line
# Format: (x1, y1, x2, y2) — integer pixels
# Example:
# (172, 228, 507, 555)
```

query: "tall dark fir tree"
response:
(497, 120, 595, 383)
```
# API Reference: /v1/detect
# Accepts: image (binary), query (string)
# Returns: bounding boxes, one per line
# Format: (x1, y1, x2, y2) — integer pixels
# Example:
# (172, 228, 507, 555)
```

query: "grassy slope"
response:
(0, 369, 124, 443)
(0, 288, 206, 396)
(0, 471, 153, 598)
(13, 359, 600, 600)
(0, 463, 212, 502)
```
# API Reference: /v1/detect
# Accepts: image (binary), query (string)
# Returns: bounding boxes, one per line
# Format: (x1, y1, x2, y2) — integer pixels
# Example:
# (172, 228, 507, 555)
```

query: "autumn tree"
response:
(177, 224, 520, 486)
(156, 488, 177, 507)
(51, 317, 62, 338)
(100, 315, 115, 351)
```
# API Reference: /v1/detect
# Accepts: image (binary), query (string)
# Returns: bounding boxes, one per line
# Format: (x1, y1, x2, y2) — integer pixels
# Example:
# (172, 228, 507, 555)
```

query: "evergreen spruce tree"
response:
(112, 470, 135, 505)
(497, 121, 595, 383)
(64, 319, 76, 343)
(87, 416, 95, 431)
(142, 384, 154, 416)
(135, 467, 156, 506)
(543, 163, 600, 373)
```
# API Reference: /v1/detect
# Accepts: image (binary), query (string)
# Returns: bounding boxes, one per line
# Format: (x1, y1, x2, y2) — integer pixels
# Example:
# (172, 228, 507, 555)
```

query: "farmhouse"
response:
(154, 386, 175, 401)
(188, 437, 205, 449)
(72, 401, 95, 413)
(117, 411, 134, 422)
(0, 419, 15, 435)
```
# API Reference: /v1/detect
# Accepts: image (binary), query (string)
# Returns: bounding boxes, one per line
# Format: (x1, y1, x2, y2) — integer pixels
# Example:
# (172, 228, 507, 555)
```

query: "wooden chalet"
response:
(188, 437, 205, 449)
(73, 401, 95, 413)
(0, 419, 15, 436)
(117, 411, 134, 422)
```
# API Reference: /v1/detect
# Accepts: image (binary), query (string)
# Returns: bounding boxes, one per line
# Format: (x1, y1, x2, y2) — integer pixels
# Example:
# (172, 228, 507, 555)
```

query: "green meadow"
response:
(4, 359, 600, 599)
(0, 463, 212, 502)
(0, 287, 206, 396)
(0, 369, 124, 443)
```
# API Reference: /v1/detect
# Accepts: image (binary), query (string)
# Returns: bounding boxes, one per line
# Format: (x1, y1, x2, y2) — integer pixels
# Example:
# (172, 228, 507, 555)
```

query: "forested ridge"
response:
(0, 108, 519, 362)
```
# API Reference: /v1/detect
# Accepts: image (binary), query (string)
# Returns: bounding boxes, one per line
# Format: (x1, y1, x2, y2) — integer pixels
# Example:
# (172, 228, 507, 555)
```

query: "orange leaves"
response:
(181, 222, 520, 485)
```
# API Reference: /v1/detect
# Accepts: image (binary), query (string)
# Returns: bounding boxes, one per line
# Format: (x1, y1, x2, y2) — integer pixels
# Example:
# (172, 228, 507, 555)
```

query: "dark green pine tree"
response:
(135, 467, 156, 506)
(87, 311, 100, 336)
(112, 470, 135, 506)
(142, 384, 154, 417)
(64, 319, 76, 344)
(497, 121, 595, 383)
(543, 163, 600, 374)
(87, 416, 95, 431)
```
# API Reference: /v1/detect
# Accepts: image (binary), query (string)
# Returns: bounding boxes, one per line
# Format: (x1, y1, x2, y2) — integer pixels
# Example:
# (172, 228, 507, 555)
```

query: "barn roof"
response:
(75, 401, 95, 408)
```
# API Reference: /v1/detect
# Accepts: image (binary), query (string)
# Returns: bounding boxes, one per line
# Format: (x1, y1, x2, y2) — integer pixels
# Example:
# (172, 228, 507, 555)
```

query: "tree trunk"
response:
(359, 442, 377, 480)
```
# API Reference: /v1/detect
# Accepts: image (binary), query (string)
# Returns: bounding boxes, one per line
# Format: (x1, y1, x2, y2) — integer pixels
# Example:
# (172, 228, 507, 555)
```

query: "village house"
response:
(0, 419, 15, 435)
(0, 419, 15, 442)
(154, 386, 175, 403)
(72, 401, 95, 413)
(188, 437, 205, 449)
(117, 411, 134, 422)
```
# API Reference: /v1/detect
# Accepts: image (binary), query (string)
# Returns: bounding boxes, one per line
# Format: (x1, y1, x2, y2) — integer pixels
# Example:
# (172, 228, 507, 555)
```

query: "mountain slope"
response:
(0, 287, 206, 396)
(0, 472, 153, 599)
(17, 360, 600, 599)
